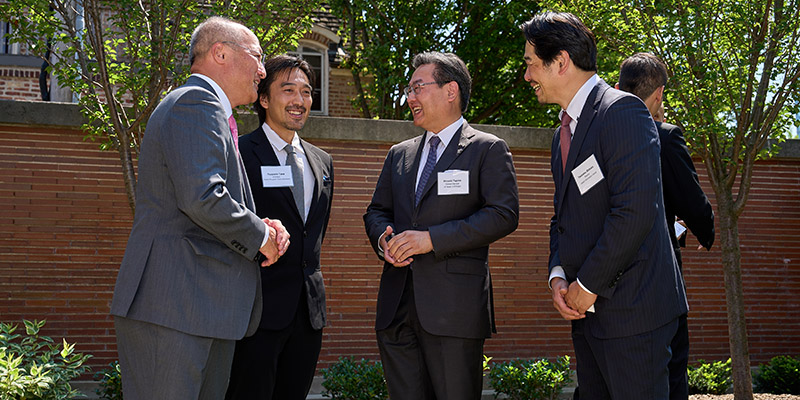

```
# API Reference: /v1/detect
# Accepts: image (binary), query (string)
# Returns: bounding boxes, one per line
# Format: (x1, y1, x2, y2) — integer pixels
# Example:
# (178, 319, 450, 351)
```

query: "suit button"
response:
(413, 223, 418, 228)
(303, 230, 308, 237)
(557, 226, 565, 234)
(303, 261, 308, 268)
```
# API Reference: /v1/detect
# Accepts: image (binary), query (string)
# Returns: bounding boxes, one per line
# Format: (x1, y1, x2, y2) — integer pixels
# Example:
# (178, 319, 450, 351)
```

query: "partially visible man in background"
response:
(618, 52, 715, 400)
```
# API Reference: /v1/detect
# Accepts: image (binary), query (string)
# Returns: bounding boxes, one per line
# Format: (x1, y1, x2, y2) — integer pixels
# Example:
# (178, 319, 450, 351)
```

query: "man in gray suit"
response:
(363, 51, 519, 400)
(110, 16, 289, 399)
(520, 12, 687, 399)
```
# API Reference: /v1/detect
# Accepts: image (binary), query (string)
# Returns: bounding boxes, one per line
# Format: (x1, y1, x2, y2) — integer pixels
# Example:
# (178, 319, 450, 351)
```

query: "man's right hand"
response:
(259, 225, 280, 267)
(551, 277, 585, 320)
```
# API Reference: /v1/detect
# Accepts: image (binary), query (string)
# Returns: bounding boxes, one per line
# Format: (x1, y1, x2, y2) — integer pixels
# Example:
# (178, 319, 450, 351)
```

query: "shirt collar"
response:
(426, 116, 464, 148)
(262, 122, 302, 155)
(561, 73, 598, 124)
(193, 73, 233, 119)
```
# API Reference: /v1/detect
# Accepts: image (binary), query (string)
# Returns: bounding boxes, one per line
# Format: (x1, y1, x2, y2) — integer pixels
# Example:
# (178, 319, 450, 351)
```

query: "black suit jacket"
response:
(549, 80, 688, 339)
(658, 121, 714, 267)
(364, 122, 519, 339)
(239, 126, 334, 331)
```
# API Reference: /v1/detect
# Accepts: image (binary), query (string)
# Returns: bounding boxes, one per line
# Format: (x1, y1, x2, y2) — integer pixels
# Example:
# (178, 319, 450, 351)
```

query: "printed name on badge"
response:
(571, 155, 604, 195)
(261, 165, 294, 188)
(437, 170, 469, 195)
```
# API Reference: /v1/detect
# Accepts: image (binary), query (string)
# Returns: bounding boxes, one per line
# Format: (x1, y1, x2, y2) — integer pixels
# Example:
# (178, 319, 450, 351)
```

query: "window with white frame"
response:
(289, 45, 327, 115)
(1, 21, 19, 54)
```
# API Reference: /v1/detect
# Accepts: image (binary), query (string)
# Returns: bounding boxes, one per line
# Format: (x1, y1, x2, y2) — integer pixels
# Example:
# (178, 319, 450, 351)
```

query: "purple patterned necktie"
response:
(560, 112, 572, 172)
(415, 135, 440, 206)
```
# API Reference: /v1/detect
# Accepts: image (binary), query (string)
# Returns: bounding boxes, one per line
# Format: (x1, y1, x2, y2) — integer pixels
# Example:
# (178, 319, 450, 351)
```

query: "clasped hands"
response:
(550, 277, 597, 320)
(259, 218, 290, 267)
(379, 226, 433, 267)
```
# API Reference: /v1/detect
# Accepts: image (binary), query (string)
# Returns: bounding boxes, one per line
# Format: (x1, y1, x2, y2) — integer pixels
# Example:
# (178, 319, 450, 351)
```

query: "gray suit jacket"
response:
(111, 76, 267, 340)
(549, 80, 688, 339)
(364, 122, 519, 339)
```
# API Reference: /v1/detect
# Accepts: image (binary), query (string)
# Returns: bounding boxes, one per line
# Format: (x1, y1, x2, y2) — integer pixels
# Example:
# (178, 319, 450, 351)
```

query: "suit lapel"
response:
(250, 127, 300, 218)
(406, 135, 425, 206)
(416, 123, 472, 207)
(302, 140, 324, 221)
(557, 81, 605, 212)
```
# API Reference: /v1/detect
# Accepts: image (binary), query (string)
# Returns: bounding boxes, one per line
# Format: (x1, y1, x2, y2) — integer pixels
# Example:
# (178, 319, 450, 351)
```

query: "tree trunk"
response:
(119, 143, 136, 215)
(716, 194, 754, 400)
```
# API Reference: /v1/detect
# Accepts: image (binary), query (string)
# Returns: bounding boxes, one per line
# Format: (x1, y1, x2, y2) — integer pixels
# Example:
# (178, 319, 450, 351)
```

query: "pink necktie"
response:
(560, 112, 572, 172)
(228, 114, 239, 152)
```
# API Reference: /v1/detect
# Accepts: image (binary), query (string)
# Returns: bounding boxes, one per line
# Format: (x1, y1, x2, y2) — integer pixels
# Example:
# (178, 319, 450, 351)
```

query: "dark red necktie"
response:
(560, 112, 572, 172)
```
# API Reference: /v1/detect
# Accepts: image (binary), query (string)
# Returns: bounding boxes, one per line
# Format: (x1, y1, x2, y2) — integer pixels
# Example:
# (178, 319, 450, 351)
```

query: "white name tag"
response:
(437, 170, 469, 195)
(261, 165, 294, 188)
(571, 154, 604, 195)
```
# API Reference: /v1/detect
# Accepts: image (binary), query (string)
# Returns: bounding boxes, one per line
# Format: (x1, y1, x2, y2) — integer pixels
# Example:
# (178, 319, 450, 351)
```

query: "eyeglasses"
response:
(403, 81, 439, 97)
(221, 41, 267, 64)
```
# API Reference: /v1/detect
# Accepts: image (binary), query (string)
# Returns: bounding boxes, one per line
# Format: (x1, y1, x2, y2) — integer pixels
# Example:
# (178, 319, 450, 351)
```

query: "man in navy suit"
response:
(226, 55, 334, 400)
(364, 51, 519, 400)
(618, 52, 715, 400)
(520, 12, 687, 399)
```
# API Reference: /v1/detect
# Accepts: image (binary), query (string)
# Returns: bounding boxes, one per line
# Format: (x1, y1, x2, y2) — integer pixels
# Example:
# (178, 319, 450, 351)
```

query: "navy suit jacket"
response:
(238, 126, 333, 331)
(364, 122, 519, 339)
(549, 80, 688, 339)
(658, 121, 714, 268)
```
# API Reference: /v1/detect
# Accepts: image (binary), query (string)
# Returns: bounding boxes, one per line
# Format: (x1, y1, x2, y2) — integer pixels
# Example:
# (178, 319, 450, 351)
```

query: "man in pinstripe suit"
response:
(521, 12, 687, 400)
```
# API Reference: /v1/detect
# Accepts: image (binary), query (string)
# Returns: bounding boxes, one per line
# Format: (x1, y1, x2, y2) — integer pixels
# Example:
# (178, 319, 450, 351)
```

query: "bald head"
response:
(190, 16, 249, 65)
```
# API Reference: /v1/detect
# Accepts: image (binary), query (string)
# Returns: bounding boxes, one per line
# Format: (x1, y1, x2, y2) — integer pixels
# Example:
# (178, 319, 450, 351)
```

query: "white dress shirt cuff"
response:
(548, 266, 567, 290)
(576, 278, 596, 313)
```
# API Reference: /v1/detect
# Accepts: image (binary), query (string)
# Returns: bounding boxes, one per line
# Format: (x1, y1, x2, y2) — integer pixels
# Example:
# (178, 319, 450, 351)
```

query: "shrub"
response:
(488, 356, 572, 400)
(0, 319, 91, 400)
(754, 355, 800, 394)
(321, 357, 388, 400)
(688, 358, 732, 394)
(94, 361, 123, 400)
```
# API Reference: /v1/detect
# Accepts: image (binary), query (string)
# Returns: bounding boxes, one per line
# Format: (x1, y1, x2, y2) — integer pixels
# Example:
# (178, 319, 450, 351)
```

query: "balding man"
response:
(110, 16, 289, 399)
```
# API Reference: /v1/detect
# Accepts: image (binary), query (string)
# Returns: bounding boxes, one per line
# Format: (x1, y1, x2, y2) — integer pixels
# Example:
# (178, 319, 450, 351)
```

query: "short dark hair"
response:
(412, 51, 472, 113)
(618, 52, 668, 101)
(253, 55, 315, 124)
(519, 12, 597, 72)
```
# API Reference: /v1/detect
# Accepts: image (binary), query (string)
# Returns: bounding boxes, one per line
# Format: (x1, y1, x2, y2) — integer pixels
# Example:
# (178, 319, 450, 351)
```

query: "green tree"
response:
(540, 1, 800, 399)
(329, 0, 557, 126)
(0, 0, 319, 213)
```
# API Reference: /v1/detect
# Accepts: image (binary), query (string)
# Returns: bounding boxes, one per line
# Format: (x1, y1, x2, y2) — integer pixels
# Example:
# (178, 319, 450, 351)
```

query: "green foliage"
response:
(688, 358, 732, 395)
(0, 319, 91, 400)
(94, 361, 123, 400)
(0, 0, 320, 212)
(488, 356, 572, 400)
(321, 357, 388, 400)
(328, 0, 557, 126)
(754, 355, 800, 394)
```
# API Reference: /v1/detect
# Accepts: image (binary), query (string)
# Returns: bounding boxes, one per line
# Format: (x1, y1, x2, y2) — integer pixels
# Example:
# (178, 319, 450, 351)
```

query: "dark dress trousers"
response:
(550, 80, 688, 400)
(226, 126, 333, 400)
(658, 121, 715, 400)
(364, 122, 519, 400)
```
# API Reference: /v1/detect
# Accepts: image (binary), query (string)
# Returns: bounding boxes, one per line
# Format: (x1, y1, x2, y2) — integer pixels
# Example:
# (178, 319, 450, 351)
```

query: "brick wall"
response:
(0, 66, 42, 101)
(327, 68, 364, 118)
(1, 108, 799, 379)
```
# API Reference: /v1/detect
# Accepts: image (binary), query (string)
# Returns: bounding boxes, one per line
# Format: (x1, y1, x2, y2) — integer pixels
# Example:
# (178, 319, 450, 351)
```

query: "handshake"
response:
(258, 218, 290, 267)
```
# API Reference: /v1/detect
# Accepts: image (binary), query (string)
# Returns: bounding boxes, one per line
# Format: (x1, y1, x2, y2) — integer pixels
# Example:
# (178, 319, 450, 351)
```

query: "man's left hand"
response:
(386, 230, 433, 264)
(565, 281, 597, 314)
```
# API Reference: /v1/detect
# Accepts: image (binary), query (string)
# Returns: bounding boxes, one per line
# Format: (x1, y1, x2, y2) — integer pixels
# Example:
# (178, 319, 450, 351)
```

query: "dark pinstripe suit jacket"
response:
(548, 80, 688, 339)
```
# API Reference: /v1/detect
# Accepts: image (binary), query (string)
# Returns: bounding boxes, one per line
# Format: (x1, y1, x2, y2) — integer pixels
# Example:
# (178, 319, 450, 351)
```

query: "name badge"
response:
(571, 154, 604, 195)
(261, 166, 294, 188)
(437, 170, 469, 195)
